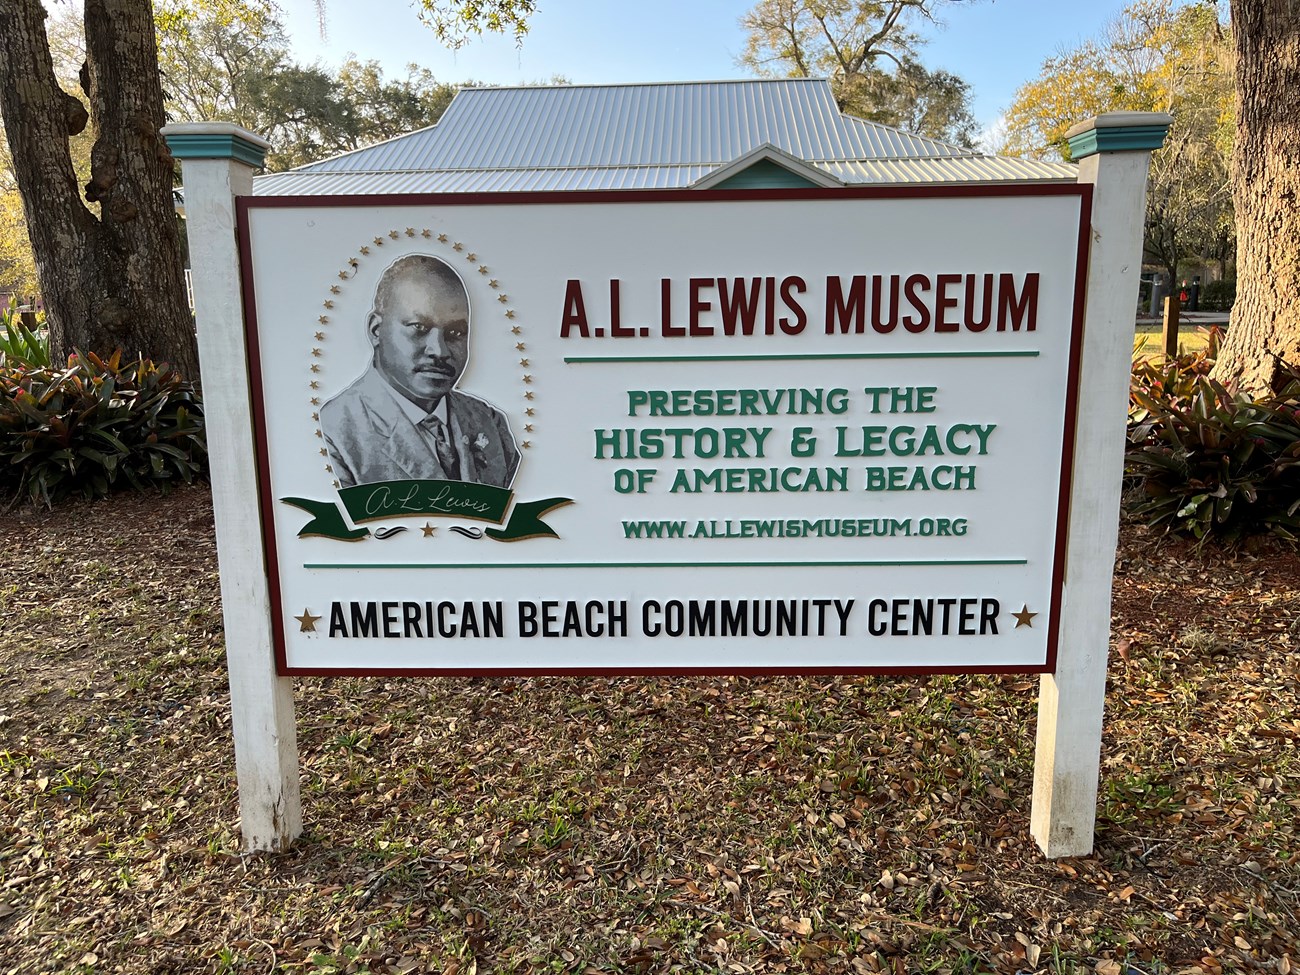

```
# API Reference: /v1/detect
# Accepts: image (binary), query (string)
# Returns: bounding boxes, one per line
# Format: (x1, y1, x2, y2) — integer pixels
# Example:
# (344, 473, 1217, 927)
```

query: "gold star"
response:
(332, 480, 340, 489)
(488, 279, 499, 289)
(359, 245, 370, 255)
(1013, 605, 1037, 628)
(311, 397, 321, 406)
(373, 236, 384, 246)
(478, 265, 489, 275)
(406, 227, 416, 237)
(310, 364, 320, 373)
(522, 440, 532, 449)
(314, 331, 325, 341)
(312, 412, 319, 421)
(310, 381, 320, 389)
(452, 242, 463, 251)
(525, 407, 535, 417)
(389, 230, 399, 239)
(466, 252, 477, 262)
(524, 423, 534, 433)
(319, 447, 327, 456)
(315, 429, 323, 437)
(324, 464, 333, 473)
(348, 258, 359, 267)
(337, 271, 349, 280)
(522, 374, 533, 384)
(511, 326, 521, 335)
(295, 609, 321, 633)
(318, 315, 329, 324)
(524, 391, 534, 400)
(515, 342, 526, 351)
(437, 233, 448, 243)
(519, 357, 529, 366)
(497, 294, 508, 303)
(323, 300, 334, 309)
(312, 348, 322, 357)
(421, 522, 437, 537)
(505, 309, 515, 319)
(421, 229, 431, 238)
(330, 285, 340, 294)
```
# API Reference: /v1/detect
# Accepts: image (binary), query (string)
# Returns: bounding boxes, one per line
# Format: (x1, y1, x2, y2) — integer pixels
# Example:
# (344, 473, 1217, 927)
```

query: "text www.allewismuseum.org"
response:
(621, 517, 968, 539)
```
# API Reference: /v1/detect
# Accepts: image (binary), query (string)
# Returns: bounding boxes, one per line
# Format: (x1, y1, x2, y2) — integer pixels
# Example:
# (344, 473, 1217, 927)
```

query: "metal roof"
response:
(254, 79, 1075, 195)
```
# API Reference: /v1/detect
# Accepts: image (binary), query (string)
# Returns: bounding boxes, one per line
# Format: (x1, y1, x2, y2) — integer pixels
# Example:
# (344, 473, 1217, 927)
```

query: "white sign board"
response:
(238, 187, 1090, 675)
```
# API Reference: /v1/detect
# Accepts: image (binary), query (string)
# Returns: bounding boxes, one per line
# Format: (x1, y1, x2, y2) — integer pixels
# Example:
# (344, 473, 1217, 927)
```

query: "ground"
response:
(0, 485, 1297, 975)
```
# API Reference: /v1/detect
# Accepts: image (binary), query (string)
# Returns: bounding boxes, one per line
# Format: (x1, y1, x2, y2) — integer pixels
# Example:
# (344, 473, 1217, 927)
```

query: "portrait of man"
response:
(321, 254, 520, 489)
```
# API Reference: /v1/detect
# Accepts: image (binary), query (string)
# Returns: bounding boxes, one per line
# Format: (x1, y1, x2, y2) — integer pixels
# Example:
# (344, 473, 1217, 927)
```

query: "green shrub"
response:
(1126, 346, 1300, 541)
(1198, 279, 1235, 312)
(0, 308, 50, 368)
(0, 351, 206, 505)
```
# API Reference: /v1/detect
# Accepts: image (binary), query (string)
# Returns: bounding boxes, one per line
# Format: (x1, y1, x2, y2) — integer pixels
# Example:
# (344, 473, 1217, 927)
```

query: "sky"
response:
(276, 0, 1140, 140)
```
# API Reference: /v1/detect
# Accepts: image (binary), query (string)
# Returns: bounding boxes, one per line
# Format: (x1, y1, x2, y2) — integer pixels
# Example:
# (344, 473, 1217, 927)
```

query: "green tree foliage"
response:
(738, 0, 980, 147)
(1001, 0, 1234, 283)
(155, 1, 461, 170)
(409, 0, 536, 48)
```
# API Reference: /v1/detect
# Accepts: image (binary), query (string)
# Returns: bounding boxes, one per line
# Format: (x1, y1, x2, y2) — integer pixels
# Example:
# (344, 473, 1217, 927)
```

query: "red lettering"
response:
(661, 278, 684, 337)
(935, 274, 961, 332)
(718, 278, 762, 336)
(871, 274, 899, 333)
(997, 273, 1039, 331)
(964, 273, 994, 331)
(903, 273, 932, 332)
(825, 275, 865, 334)
(779, 276, 807, 334)
(560, 279, 589, 338)
(689, 278, 714, 336)
(609, 279, 634, 337)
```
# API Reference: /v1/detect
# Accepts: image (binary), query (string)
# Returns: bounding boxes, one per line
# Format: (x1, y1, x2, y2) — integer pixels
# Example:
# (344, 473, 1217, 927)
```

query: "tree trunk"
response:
(0, 0, 197, 376)
(1212, 0, 1300, 396)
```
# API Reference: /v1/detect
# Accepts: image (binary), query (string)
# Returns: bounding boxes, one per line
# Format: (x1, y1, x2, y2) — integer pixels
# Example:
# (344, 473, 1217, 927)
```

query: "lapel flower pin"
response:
(473, 433, 491, 451)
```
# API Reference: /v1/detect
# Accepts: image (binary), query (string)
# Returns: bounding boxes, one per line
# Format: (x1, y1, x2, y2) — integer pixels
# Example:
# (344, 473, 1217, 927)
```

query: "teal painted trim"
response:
(714, 159, 820, 189)
(1068, 123, 1170, 159)
(165, 133, 267, 168)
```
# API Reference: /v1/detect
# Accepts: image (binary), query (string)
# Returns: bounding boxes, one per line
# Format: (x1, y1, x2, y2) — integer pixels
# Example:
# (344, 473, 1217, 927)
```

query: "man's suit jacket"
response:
(321, 367, 519, 489)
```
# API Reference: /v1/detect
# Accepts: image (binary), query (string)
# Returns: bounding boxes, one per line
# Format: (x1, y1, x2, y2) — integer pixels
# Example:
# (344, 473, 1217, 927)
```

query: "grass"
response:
(1133, 324, 1214, 358)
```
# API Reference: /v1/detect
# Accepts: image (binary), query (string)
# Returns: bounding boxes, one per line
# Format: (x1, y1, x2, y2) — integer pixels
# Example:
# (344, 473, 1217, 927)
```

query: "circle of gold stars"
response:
(310, 226, 536, 488)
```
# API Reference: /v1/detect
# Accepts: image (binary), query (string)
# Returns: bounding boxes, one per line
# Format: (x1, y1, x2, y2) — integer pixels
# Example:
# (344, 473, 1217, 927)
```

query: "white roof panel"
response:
(254, 79, 1074, 194)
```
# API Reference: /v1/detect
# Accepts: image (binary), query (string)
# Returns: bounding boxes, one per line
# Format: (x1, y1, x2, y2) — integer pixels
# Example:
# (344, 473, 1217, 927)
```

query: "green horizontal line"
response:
(563, 351, 1040, 363)
(305, 559, 1028, 570)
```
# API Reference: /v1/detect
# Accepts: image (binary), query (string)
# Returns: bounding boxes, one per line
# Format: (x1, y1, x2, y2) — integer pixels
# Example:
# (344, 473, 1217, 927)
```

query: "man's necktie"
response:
(423, 414, 461, 480)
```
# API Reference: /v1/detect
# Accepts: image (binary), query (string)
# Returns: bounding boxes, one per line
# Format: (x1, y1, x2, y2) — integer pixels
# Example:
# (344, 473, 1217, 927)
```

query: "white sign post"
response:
(1031, 112, 1171, 857)
(164, 123, 302, 852)
(168, 112, 1167, 857)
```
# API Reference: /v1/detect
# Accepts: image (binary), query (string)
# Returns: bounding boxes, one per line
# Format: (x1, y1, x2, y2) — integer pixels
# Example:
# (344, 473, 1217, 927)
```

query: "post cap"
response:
(162, 122, 271, 168)
(1064, 112, 1173, 160)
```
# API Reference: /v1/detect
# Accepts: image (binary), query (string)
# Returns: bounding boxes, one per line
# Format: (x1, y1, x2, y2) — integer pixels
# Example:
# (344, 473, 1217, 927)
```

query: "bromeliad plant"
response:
(0, 351, 206, 504)
(1127, 361, 1300, 542)
(0, 308, 50, 368)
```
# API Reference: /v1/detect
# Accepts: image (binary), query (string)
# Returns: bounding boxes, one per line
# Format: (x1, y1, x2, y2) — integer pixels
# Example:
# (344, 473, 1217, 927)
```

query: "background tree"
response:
(0, 0, 195, 373)
(739, 0, 980, 146)
(1000, 0, 1233, 288)
(1210, 0, 1300, 394)
(0, 0, 532, 372)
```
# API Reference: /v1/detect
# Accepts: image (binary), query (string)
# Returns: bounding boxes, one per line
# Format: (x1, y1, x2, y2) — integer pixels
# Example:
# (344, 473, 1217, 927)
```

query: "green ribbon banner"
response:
(281, 480, 571, 543)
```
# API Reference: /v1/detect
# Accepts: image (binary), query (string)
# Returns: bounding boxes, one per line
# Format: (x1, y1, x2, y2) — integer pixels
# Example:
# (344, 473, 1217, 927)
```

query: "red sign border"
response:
(235, 183, 1093, 678)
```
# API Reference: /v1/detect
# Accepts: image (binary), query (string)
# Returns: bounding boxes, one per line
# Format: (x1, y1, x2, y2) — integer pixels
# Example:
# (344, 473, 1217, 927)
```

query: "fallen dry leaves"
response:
(0, 486, 1297, 974)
